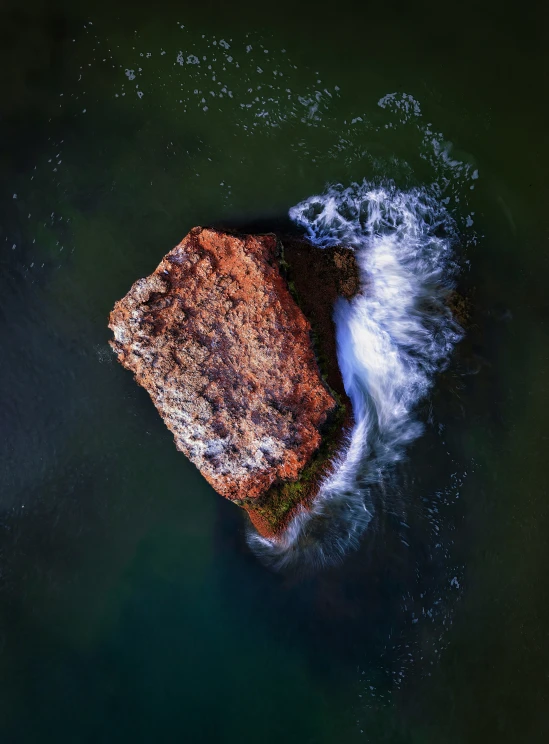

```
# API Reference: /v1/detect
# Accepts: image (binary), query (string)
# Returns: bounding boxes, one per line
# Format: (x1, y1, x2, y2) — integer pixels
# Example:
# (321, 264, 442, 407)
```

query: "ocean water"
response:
(251, 184, 463, 569)
(1, 1, 549, 743)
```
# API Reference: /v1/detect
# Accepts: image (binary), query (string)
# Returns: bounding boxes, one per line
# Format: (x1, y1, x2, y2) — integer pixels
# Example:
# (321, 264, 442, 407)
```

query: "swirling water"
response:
(249, 185, 462, 568)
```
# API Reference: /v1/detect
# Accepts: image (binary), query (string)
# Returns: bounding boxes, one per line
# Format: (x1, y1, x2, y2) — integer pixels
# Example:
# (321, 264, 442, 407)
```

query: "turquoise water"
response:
(1, 1, 548, 742)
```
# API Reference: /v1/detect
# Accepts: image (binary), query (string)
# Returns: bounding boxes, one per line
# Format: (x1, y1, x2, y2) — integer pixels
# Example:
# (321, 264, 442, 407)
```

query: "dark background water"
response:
(1, 1, 548, 742)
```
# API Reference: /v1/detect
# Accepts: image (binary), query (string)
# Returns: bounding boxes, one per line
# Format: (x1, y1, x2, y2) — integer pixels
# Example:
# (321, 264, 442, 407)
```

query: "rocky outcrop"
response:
(243, 239, 359, 538)
(109, 228, 338, 521)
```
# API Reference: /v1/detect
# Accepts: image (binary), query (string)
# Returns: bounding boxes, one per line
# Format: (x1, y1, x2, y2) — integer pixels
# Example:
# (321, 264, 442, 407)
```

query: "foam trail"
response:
(247, 182, 462, 570)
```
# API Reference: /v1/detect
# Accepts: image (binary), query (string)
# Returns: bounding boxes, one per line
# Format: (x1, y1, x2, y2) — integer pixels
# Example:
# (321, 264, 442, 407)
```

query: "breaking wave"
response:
(247, 182, 463, 570)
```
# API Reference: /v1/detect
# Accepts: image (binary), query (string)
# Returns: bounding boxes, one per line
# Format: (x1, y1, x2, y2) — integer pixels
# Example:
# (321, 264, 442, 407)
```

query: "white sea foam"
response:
(247, 182, 462, 570)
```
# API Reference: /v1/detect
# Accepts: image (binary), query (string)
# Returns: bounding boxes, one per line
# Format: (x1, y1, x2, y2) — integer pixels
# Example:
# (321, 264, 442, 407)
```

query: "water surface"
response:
(1, 1, 548, 742)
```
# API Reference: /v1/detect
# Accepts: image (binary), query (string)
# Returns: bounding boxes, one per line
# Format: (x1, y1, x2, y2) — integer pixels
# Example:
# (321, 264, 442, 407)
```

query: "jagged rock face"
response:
(109, 227, 336, 506)
(241, 239, 360, 539)
(282, 239, 360, 400)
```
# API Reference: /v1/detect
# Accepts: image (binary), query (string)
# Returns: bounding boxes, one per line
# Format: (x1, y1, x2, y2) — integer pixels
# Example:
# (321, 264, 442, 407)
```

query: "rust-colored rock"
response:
(282, 238, 359, 399)
(109, 228, 337, 513)
(242, 239, 360, 538)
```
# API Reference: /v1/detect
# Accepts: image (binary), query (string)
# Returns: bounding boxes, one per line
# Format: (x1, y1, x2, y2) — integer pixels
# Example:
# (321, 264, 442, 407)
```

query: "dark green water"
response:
(1, 1, 548, 742)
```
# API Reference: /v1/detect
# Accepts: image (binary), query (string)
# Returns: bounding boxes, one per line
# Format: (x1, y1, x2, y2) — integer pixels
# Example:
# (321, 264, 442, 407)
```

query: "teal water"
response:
(1, 1, 548, 742)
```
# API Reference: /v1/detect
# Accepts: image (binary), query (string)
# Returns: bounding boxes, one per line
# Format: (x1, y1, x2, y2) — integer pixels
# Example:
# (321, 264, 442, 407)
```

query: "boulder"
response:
(109, 228, 340, 534)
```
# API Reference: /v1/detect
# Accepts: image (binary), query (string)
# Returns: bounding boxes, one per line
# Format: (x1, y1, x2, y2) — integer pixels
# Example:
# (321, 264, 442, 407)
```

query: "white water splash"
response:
(248, 183, 462, 570)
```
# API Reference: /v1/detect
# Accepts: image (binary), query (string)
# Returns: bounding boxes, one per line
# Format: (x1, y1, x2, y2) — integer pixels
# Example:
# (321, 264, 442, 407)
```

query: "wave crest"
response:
(248, 182, 463, 570)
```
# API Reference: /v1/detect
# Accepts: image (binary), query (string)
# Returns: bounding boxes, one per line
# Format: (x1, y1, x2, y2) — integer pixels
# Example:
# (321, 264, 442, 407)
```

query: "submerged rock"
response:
(109, 228, 359, 537)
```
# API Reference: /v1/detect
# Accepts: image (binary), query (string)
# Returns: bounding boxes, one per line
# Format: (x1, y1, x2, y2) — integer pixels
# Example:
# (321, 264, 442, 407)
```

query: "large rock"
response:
(243, 238, 359, 538)
(109, 228, 337, 518)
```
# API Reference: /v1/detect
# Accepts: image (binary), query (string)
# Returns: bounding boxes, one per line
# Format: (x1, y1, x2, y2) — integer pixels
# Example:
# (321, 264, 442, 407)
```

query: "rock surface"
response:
(109, 228, 337, 512)
(242, 238, 359, 538)
(282, 238, 359, 400)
